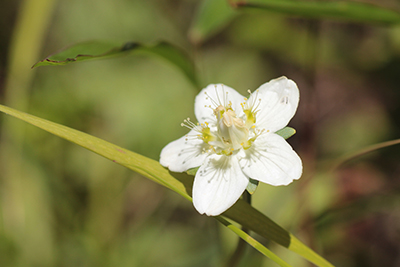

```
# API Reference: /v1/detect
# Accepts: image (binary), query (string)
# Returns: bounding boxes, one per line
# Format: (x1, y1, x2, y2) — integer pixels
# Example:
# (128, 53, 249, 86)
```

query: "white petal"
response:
(160, 130, 209, 173)
(193, 154, 248, 216)
(239, 133, 302, 186)
(195, 84, 245, 124)
(251, 77, 299, 132)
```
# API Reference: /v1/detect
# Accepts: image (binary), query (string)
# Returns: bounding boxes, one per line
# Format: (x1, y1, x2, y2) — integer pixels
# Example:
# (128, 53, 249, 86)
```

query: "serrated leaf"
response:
(32, 41, 198, 87)
(276, 127, 296, 140)
(0, 104, 333, 267)
(246, 178, 259, 194)
(232, 0, 400, 24)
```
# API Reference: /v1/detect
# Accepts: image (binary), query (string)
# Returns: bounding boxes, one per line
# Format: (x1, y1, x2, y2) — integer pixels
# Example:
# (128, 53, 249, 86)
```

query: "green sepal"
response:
(186, 167, 200, 176)
(275, 127, 296, 140)
(246, 178, 259, 195)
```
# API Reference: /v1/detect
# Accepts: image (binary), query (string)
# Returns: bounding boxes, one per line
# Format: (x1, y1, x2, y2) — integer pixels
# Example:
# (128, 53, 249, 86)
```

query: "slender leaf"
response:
(216, 216, 292, 267)
(231, 0, 400, 24)
(32, 41, 198, 87)
(0, 104, 333, 267)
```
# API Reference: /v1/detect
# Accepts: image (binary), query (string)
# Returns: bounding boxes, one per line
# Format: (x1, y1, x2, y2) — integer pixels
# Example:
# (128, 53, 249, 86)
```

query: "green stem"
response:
(226, 191, 252, 267)
(331, 138, 400, 171)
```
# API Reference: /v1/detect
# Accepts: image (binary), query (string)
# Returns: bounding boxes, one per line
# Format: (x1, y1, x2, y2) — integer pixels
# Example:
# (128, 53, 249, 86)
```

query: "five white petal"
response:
(193, 155, 249, 216)
(239, 133, 302, 186)
(160, 76, 302, 216)
(195, 83, 245, 124)
(160, 130, 209, 173)
(253, 77, 300, 132)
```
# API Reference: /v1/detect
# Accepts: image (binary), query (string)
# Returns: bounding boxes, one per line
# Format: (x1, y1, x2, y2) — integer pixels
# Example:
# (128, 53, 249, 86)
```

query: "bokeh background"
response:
(1, 0, 400, 266)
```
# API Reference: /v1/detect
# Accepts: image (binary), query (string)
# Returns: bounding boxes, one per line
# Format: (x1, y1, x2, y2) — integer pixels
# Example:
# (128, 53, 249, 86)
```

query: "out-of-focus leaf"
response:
(189, 0, 238, 44)
(246, 178, 259, 194)
(315, 192, 400, 230)
(32, 41, 198, 87)
(231, 0, 400, 24)
(0, 104, 333, 267)
(276, 127, 296, 140)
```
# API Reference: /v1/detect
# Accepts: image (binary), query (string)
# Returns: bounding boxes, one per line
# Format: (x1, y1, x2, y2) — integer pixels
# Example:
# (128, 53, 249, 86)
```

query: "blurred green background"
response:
(1, 0, 400, 266)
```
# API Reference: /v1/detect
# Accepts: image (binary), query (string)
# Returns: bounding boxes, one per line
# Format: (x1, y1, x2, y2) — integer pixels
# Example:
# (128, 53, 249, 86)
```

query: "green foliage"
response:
(216, 216, 292, 267)
(232, 0, 400, 24)
(0, 104, 333, 267)
(189, 0, 238, 44)
(32, 41, 198, 87)
(3, 0, 400, 266)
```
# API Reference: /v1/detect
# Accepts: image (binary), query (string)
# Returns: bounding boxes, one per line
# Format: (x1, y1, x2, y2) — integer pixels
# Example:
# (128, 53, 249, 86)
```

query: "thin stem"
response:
(331, 138, 400, 171)
(226, 191, 252, 267)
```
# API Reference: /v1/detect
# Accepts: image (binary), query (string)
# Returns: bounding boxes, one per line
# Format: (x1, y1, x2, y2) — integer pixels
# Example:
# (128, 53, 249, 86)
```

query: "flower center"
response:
(182, 86, 265, 156)
(214, 105, 249, 151)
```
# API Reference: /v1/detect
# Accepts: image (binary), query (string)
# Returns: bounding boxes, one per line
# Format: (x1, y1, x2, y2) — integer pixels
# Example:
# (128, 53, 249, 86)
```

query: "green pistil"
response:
(202, 127, 215, 143)
(244, 109, 256, 126)
(242, 136, 256, 150)
(221, 148, 234, 156)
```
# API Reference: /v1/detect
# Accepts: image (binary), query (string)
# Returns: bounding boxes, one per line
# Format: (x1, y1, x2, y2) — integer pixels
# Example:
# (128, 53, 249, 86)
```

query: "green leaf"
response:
(32, 41, 198, 87)
(189, 0, 238, 44)
(0, 104, 333, 267)
(276, 127, 296, 140)
(232, 0, 400, 24)
(215, 216, 292, 267)
(246, 178, 259, 194)
(0, 103, 191, 202)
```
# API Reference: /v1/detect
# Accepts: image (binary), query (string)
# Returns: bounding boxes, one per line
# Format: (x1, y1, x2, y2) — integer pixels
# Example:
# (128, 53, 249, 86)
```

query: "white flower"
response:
(160, 77, 302, 216)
